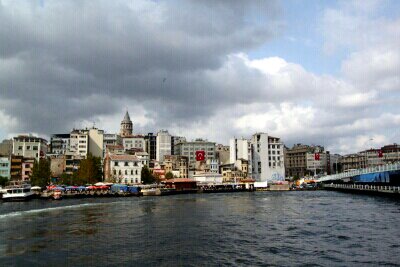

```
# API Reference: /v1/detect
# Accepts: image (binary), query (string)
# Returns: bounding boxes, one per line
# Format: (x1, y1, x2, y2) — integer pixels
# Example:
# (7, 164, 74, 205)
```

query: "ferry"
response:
(2, 181, 35, 201)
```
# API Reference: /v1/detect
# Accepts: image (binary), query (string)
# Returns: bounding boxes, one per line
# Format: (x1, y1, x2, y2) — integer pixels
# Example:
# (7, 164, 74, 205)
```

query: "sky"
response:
(0, 0, 400, 154)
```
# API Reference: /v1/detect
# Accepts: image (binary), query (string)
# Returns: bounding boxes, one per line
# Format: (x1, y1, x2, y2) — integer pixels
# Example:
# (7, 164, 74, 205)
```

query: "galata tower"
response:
(120, 111, 133, 137)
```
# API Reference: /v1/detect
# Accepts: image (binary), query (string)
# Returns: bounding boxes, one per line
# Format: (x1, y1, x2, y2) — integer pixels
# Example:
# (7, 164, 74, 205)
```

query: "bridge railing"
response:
(318, 162, 400, 182)
(323, 183, 400, 192)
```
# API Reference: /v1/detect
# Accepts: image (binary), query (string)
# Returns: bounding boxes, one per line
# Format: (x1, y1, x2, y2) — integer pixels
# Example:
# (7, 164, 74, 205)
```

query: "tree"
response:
(30, 159, 51, 187)
(0, 176, 8, 187)
(59, 173, 73, 185)
(75, 153, 103, 185)
(141, 165, 155, 184)
(165, 171, 174, 179)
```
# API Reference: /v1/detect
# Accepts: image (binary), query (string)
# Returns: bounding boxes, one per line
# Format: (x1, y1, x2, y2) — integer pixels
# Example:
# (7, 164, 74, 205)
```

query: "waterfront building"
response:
(229, 138, 252, 177)
(69, 128, 104, 158)
(144, 133, 157, 161)
(163, 155, 189, 178)
(250, 133, 285, 182)
(104, 154, 146, 184)
(171, 136, 186, 155)
(10, 155, 23, 181)
(173, 138, 216, 170)
(192, 173, 223, 184)
(156, 130, 172, 162)
(0, 156, 11, 179)
(49, 155, 66, 178)
(120, 111, 133, 137)
(64, 152, 84, 174)
(339, 153, 366, 171)
(21, 158, 34, 181)
(215, 144, 230, 165)
(306, 148, 328, 176)
(122, 135, 146, 152)
(69, 130, 89, 157)
(0, 139, 12, 157)
(50, 134, 70, 155)
(208, 158, 219, 174)
(12, 135, 48, 162)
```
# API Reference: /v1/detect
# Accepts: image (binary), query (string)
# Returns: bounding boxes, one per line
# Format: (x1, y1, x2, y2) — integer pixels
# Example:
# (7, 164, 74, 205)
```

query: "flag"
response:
(378, 150, 383, 158)
(314, 153, 320, 161)
(196, 151, 205, 161)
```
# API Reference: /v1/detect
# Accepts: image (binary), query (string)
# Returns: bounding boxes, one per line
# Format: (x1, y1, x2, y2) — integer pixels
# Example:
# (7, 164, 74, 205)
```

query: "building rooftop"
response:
(109, 154, 139, 161)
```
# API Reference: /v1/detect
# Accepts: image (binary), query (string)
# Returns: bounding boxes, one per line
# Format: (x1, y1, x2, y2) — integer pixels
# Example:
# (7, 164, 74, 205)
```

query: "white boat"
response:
(2, 182, 35, 201)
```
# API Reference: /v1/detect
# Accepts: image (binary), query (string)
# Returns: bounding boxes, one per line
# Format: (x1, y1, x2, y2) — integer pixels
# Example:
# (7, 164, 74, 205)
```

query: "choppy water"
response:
(0, 191, 399, 266)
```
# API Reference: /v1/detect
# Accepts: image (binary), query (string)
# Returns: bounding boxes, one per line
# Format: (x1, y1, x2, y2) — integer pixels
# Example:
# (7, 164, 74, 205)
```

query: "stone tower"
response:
(120, 111, 133, 137)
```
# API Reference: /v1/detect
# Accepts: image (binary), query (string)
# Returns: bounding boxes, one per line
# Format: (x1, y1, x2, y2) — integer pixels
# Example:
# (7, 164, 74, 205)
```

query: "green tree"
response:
(30, 159, 51, 187)
(0, 176, 8, 187)
(165, 171, 174, 179)
(75, 153, 103, 185)
(59, 173, 73, 185)
(141, 165, 155, 184)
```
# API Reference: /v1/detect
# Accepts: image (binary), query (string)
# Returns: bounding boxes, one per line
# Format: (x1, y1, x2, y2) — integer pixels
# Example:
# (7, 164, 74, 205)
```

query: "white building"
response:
(229, 137, 252, 176)
(156, 130, 172, 162)
(108, 154, 146, 184)
(251, 133, 285, 182)
(306, 152, 328, 176)
(192, 173, 223, 184)
(12, 135, 48, 161)
(70, 130, 89, 157)
(69, 128, 104, 158)
(208, 159, 219, 174)
(123, 135, 146, 152)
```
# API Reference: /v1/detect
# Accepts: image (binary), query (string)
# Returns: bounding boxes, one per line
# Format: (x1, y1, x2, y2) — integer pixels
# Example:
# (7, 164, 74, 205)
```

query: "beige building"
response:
(12, 135, 48, 162)
(340, 153, 366, 171)
(216, 144, 230, 165)
(284, 144, 326, 178)
(163, 155, 189, 178)
(21, 158, 34, 181)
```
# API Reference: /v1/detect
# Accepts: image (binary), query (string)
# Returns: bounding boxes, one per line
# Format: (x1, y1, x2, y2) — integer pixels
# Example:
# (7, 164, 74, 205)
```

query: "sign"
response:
(314, 153, 320, 161)
(195, 150, 205, 161)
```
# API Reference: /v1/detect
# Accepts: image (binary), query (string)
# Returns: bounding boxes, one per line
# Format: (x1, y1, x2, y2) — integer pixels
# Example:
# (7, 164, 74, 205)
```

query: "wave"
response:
(0, 201, 126, 220)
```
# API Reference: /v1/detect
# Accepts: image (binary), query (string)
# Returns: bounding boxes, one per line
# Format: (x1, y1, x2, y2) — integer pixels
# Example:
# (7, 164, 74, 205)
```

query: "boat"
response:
(2, 182, 35, 201)
(52, 190, 62, 200)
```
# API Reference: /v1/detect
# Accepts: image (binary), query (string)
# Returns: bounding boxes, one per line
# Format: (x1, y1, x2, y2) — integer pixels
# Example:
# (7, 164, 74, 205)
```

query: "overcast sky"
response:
(0, 0, 399, 154)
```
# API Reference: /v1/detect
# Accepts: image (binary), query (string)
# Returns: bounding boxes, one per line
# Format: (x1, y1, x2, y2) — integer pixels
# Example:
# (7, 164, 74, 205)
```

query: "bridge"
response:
(317, 162, 400, 183)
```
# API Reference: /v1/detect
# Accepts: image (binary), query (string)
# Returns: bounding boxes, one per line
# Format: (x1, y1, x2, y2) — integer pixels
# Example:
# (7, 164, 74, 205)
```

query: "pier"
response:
(323, 183, 400, 197)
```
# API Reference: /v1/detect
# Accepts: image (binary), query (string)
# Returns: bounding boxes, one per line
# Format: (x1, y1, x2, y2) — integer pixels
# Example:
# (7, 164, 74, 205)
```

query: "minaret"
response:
(120, 111, 133, 137)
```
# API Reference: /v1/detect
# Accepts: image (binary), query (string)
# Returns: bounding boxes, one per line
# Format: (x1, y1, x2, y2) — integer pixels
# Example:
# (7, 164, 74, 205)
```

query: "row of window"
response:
(114, 161, 145, 167)
(17, 146, 39, 150)
(113, 169, 139, 175)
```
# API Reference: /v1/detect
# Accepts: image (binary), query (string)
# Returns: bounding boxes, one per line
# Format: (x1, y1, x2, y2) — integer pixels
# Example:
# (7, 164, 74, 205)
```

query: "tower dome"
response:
(120, 111, 133, 137)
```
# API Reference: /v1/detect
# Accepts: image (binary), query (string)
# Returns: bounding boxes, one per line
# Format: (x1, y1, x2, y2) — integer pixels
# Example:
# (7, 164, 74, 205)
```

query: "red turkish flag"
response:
(378, 150, 383, 158)
(196, 151, 205, 161)
(314, 153, 320, 161)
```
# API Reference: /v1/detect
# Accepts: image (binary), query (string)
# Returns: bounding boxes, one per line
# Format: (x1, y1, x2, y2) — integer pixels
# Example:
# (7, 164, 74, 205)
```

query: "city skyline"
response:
(0, 1, 399, 155)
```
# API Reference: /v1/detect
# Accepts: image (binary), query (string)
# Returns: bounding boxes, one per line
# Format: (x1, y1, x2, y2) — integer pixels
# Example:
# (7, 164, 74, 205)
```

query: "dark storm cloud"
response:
(0, 0, 282, 135)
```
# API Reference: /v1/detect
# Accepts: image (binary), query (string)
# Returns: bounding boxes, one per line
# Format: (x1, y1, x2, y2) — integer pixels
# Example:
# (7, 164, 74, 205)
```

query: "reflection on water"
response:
(0, 192, 399, 266)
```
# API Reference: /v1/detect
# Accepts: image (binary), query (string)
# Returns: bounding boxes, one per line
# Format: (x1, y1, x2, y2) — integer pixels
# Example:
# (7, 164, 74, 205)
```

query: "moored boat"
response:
(2, 184, 35, 201)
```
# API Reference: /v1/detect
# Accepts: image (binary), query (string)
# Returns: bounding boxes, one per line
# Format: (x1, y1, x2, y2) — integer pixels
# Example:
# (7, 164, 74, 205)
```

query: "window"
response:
(134, 162, 138, 166)
(18, 146, 23, 150)
(125, 170, 128, 175)
(125, 162, 128, 166)
(135, 178, 138, 183)
(113, 170, 116, 175)
(135, 170, 138, 175)
(26, 146, 31, 150)
(131, 170, 133, 175)
(119, 170, 122, 175)
(33, 146, 38, 150)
